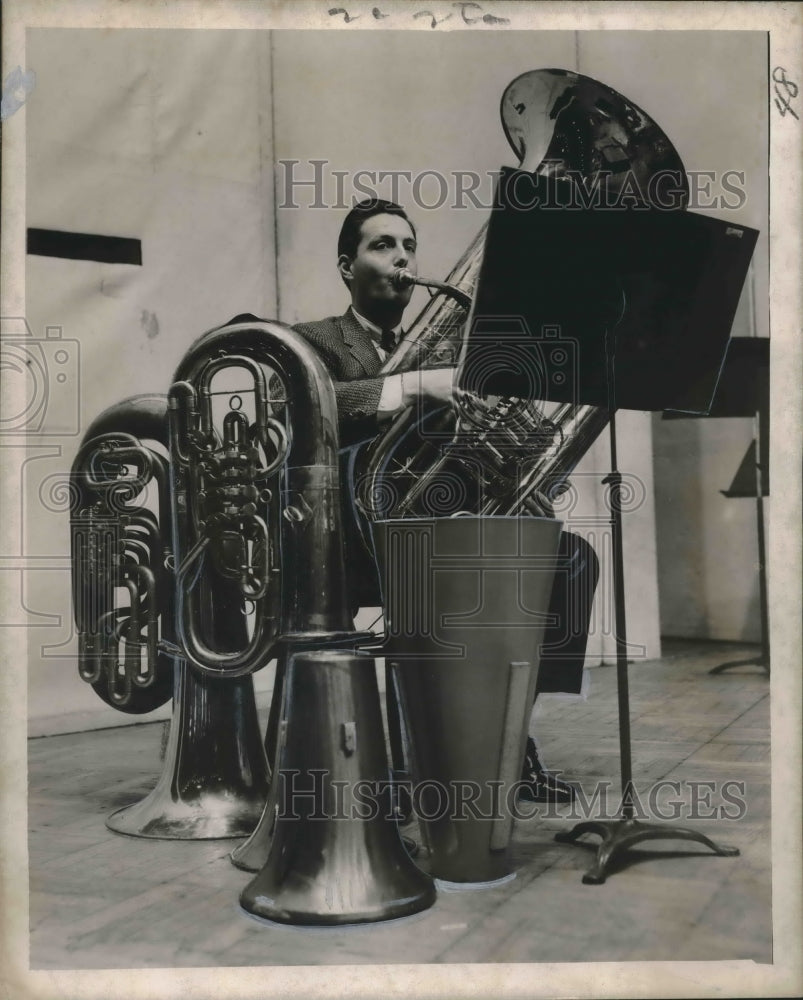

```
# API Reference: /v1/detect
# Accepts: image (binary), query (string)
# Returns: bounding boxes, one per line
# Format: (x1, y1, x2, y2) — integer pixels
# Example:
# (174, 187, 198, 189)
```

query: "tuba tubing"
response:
(71, 393, 273, 839)
(391, 267, 473, 311)
(168, 320, 359, 678)
(70, 394, 175, 714)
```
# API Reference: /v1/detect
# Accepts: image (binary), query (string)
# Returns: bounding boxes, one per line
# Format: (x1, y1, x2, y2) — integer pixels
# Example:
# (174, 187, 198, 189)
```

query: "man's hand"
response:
(400, 368, 456, 407)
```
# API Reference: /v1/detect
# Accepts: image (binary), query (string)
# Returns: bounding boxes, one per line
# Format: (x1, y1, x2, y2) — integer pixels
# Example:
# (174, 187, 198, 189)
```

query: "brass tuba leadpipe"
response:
(391, 268, 473, 311)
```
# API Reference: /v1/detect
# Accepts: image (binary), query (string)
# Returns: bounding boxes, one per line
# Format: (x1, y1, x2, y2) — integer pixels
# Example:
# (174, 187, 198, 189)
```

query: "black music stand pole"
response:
(554, 324, 740, 884)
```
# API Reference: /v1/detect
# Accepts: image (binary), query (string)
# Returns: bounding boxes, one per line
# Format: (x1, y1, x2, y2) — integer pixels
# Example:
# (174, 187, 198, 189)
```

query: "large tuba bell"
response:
(356, 68, 689, 525)
(373, 515, 564, 884)
(238, 648, 436, 925)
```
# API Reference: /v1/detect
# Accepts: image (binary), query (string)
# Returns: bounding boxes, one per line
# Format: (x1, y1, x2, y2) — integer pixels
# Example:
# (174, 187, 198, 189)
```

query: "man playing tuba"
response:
(289, 198, 594, 804)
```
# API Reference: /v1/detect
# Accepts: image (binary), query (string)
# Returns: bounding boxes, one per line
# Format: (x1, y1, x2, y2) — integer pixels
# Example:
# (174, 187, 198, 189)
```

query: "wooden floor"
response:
(28, 639, 771, 969)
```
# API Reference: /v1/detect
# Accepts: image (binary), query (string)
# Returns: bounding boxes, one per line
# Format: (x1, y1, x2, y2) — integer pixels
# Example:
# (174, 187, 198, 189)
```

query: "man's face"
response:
(339, 213, 417, 317)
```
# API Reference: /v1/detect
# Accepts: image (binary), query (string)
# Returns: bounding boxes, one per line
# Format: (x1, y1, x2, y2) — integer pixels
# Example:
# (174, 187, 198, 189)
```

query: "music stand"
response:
(664, 337, 769, 675)
(462, 168, 758, 883)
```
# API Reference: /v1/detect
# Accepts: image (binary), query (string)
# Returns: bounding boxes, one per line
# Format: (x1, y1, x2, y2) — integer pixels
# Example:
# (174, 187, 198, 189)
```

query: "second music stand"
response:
(665, 337, 769, 675)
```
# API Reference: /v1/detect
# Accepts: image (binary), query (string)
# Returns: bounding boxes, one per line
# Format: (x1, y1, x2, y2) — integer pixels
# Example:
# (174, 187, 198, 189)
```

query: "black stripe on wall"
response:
(27, 228, 142, 265)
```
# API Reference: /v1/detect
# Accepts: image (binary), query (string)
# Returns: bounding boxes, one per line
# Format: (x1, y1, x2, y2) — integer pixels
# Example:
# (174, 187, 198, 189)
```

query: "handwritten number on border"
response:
(772, 66, 799, 120)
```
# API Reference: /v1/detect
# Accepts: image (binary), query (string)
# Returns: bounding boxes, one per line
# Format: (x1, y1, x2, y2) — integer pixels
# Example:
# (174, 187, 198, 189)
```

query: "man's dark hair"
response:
(337, 198, 416, 260)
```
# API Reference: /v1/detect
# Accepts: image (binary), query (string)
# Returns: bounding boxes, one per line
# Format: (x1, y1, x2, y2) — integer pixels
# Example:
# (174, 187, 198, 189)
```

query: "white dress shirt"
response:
(349, 307, 405, 417)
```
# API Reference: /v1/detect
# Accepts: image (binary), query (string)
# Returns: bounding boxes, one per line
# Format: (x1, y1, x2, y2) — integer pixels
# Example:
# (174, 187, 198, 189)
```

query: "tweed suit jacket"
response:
(291, 310, 390, 447)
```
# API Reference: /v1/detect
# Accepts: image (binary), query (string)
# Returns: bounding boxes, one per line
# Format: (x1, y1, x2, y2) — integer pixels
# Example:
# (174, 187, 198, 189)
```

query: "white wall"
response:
(22, 29, 277, 731)
(18, 28, 766, 734)
(652, 277, 765, 642)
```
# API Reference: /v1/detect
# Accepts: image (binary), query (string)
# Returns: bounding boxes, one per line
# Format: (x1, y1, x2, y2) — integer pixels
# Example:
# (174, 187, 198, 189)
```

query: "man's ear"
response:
(337, 253, 353, 285)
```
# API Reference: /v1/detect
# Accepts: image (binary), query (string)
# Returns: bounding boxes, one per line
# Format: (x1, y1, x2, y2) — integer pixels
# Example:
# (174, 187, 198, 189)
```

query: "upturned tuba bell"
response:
(355, 68, 689, 525)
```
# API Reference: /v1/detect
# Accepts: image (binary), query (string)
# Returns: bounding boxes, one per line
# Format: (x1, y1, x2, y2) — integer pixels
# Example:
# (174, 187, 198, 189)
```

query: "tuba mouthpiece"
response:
(392, 268, 416, 290)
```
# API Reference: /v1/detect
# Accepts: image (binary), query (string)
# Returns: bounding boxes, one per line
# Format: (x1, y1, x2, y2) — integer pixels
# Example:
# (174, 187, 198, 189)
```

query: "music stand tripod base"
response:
(554, 415, 742, 886)
(709, 653, 769, 676)
(554, 817, 740, 885)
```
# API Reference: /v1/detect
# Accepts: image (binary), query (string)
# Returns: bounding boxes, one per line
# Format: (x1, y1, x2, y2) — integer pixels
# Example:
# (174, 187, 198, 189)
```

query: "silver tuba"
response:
(69, 381, 275, 839)
(356, 68, 689, 524)
(166, 320, 435, 920)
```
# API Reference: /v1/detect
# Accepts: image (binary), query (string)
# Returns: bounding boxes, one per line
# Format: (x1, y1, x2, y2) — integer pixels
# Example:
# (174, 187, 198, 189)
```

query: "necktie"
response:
(380, 328, 396, 354)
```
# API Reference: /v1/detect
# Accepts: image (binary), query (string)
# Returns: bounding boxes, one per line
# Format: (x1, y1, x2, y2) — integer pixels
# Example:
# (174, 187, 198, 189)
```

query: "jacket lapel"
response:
(338, 310, 383, 377)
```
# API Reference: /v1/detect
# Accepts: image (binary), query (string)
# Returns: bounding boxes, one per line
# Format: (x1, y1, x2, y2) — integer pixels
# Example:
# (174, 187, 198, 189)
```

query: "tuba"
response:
(163, 319, 435, 919)
(70, 388, 272, 839)
(356, 68, 689, 525)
